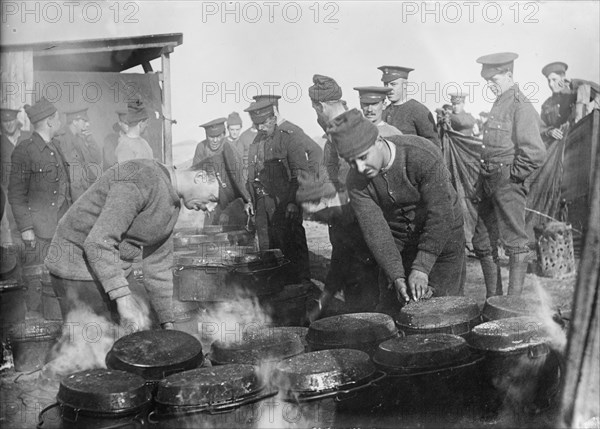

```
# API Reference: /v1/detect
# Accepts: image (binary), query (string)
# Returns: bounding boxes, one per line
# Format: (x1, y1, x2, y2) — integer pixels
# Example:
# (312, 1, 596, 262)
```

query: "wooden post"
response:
(559, 112, 600, 427)
(161, 46, 174, 165)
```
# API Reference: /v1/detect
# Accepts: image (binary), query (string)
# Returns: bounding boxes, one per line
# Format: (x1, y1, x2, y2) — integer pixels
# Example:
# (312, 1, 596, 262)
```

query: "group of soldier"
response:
(1, 51, 598, 328)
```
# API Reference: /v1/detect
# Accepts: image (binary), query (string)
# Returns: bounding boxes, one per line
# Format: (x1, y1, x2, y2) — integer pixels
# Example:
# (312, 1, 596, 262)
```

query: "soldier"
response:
(303, 75, 380, 317)
(0, 107, 22, 245)
(328, 109, 466, 311)
(540, 61, 600, 145)
(449, 92, 477, 136)
(193, 117, 228, 165)
(244, 98, 312, 285)
(378, 65, 440, 146)
(8, 97, 71, 261)
(45, 158, 221, 330)
(115, 100, 154, 163)
(353, 86, 402, 137)
(103, 110, 128, 171)
(57, 107, 102, 201)
(473, 52, 546, 296)
(226, 112, 243, 146)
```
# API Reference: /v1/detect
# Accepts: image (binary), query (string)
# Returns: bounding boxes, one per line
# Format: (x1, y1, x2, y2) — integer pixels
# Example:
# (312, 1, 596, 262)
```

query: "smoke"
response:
(530, 277, 568, 353)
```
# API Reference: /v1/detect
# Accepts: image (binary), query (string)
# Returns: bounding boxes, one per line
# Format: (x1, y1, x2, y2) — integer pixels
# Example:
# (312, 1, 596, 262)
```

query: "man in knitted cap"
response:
(8, 97, 71, 267)
(539, 61, 600, 145)
(473, 52, 546, 296)
(193, 117, 228, 164)
(244, 98, 312, 285)
(328, 109, 466, 311)
(378, 65, 440, 147)
(57, 107, 102, 201)
(303, 74, 379, 318)
(115, 99, 154, 163)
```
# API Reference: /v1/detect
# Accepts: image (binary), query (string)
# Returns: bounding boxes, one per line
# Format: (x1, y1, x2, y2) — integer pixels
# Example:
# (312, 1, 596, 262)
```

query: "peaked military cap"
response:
(353, 86, 392, 103)
(0, 108, 20, 122)
(126, 99, 149, 124)
(377, 66, 414, 83)
(476, 52, 518, 79)
(65, 107, 90, 123)
(541, 61, 568, 77)
(200, 117, 227, 137)
(24, 97, 57, 124)
(449, 92, 469, 104)
(244, 99, 276, 125)
(252, 94, 282, 107)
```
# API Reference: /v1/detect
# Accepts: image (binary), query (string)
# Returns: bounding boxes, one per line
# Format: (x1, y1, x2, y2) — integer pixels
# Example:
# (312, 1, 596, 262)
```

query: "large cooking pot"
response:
(306, 312, 398, 356)
(210, 330, 304, 366)
(468, 316, 562, 414)
(0, 278, 27, 331)
(261, 283, 319, 326)
(8, 318, 62, 372)
(371, 334, 484, 413)
(243, 326, 309, 352)
(482, 295, 544, 321)
(273, 349, 385, 411)
(37, 369, 152, 429)
(105, 330, 204, 382)
(396, 297, 482, 337)
(148, 364, 277, 428)
(173, 251, 288, 302)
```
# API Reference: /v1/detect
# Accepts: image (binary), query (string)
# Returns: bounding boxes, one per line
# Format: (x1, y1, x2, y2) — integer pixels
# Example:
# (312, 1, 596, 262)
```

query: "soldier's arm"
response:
(222, 143, 251, 203)
(7, 144, 34, 233)
(414, 106, 441, 147)
(142, 237, 175, 325)
(285, 132, 310, 204)
(511, 104, 547, 182)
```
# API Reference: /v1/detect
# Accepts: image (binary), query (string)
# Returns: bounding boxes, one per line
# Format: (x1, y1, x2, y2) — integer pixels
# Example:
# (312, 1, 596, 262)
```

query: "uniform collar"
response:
(380, 138, 396, 174)
(31, 132, 53, 151)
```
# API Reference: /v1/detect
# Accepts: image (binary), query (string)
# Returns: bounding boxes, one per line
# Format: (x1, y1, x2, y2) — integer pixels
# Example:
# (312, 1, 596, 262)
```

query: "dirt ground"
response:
(0, 220, 578, 429)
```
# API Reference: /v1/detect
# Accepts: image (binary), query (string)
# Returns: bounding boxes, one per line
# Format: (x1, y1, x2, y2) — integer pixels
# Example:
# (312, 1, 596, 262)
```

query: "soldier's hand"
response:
(21, 229, 36, 248)
(408, 269, 432, 301)
(392, 278, 410, 303)
(549, 128, 563, 140)
(116, 295, 151, 332)
(285, 202, 299, 220)
(244, 202, 254, 217)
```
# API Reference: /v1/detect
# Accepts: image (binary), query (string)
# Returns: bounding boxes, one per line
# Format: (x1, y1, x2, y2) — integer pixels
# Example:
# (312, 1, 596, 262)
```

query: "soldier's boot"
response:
(508, 252, 529, 296)
(480, 256, 502, 298)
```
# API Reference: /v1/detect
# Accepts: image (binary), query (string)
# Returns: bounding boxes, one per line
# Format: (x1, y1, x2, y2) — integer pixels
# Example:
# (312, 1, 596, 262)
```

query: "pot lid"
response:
(306, 312, 397, 346)
(482, 296, 543, 320)
(106, 330, 203, 380)
(211, 331, 304, 365)
(58, 369, 151, 413)
(173, 233, 230, 248)
(373, 334, 471, 372)
(155, 364, 261, 407)
(396, 297, 480, 329)
(468, 316, 551, 352)
(274, 349, 376, 394)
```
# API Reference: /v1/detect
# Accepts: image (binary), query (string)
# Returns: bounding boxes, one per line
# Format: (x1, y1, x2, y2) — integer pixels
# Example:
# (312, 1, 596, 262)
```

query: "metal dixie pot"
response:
(148, 364, 278, 428)
(37, 369, 152, 429)
(482, 295, 543, 321)
(105, 330, 204, 382)
(273, 349, 385, 411)
(306, 312, 399, 357)
(371, 333, 484, 412)
(210, 330, 304, 366)
(467, 316, 562, 414)
(8, 318, 62, 372)
(395, 297, 482, 337)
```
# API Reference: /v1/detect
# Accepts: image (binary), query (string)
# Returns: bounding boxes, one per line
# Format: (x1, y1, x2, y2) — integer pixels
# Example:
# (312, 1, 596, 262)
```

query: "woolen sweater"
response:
(347, 134, 464, 281)
(45, 159, 180, 323)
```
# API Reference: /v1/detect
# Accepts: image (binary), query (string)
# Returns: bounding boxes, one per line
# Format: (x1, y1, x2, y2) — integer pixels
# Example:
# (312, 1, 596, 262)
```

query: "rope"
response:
(525, 208, 583, 236)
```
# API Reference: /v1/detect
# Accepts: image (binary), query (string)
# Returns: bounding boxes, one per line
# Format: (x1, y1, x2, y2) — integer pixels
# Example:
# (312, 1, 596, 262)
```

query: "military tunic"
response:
(57, 128, 102, 201)
(383, 99, 440, 146)
(193, 140, 225, 165)
(247, 120, 311, 283)
(472, 84, 546, 258)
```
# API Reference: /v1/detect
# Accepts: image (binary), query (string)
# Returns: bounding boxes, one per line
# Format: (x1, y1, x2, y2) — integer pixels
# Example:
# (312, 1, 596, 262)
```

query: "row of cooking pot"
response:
(38, 297, 562, 428)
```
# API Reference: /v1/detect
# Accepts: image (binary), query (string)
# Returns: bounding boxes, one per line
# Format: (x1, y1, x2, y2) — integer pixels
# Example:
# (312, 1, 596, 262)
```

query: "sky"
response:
(2, 0, 599, 161)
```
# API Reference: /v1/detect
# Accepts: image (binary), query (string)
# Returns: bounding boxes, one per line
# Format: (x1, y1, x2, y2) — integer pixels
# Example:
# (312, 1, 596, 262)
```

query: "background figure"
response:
(449, 92, 477, 136)
(103, 110, 128, 171)
(115, 99, 154, 163)
(1, 107, 23, 246)
(193, 117, 228, 164)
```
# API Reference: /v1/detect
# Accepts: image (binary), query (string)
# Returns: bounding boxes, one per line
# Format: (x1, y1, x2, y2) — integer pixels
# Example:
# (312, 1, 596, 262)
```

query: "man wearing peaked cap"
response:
(193, 117, 228, 165)
(327, 109, 466, 311)
(115, 99, 154, 163)
(448, 92, 477, 136)
(244, 97, 313, 286)
(103, 110, 129, 171)
(377, 65, 440, 147)
(473, 52, 546, 297)
(57, 106, 102, 201)
(8, 97, 71, 260)
(354, 86, 402, 138)
(539, 61, 600, 144)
